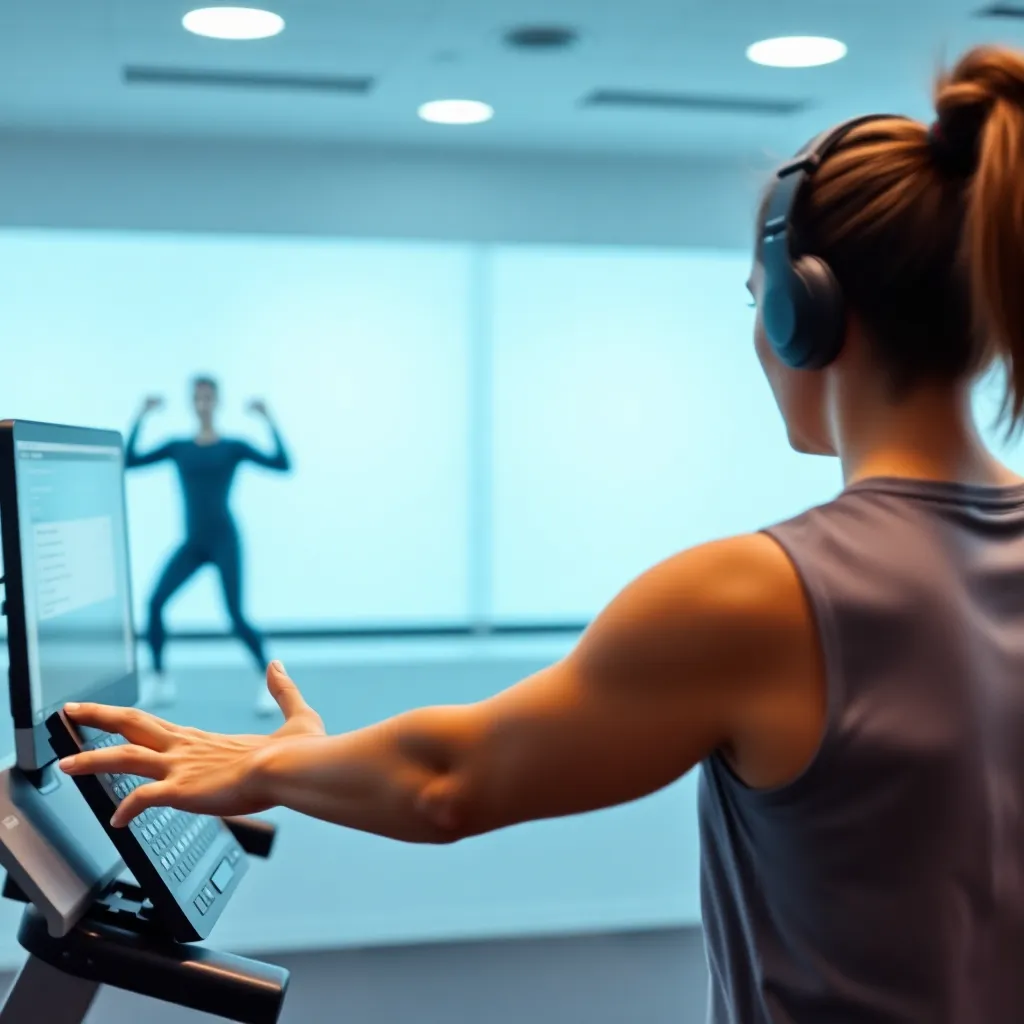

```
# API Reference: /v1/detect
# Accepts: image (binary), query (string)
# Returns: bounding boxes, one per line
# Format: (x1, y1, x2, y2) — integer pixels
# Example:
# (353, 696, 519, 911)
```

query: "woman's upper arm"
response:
(454, 533, 819, 834)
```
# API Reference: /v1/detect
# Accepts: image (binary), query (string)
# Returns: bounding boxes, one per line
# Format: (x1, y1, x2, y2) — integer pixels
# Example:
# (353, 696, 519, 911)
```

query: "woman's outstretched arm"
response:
(59, 534, 821, 840)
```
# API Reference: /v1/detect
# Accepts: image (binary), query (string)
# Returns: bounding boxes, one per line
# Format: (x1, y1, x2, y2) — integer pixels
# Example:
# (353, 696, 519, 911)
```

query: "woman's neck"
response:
(195, 424, 219, 446)
(836, 384, 1022, 488)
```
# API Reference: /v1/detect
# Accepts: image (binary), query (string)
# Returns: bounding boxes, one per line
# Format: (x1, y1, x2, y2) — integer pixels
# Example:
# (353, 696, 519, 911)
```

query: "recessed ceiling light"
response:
(182, 7, 285, 41)
(746, 36, 847, 68)
(418, 99, 494, 125)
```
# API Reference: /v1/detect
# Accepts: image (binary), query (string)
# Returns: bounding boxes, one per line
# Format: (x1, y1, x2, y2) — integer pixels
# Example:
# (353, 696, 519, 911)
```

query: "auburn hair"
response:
(779, 45, 1024, 420)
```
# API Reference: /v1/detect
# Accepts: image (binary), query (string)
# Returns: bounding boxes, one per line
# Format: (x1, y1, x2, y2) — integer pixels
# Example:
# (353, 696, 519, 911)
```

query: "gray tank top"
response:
(700, 476, 1024, 1024)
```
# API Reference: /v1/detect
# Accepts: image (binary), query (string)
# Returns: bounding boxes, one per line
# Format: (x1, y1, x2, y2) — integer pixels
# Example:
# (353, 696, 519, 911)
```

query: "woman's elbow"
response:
(415, 774, 483, 844)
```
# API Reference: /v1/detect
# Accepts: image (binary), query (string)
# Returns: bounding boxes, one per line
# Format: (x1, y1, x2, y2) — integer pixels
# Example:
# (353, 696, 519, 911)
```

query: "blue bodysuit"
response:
(125, 421, 291, 672)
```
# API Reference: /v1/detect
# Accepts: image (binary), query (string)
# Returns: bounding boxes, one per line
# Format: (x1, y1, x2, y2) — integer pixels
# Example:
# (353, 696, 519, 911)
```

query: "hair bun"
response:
(933, 46, 1024, 177)
(946, 45, 1024, 108)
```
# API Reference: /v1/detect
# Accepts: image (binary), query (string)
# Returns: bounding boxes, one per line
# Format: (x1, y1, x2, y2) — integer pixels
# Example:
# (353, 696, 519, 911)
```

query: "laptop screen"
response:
(0, 421, 137, 769)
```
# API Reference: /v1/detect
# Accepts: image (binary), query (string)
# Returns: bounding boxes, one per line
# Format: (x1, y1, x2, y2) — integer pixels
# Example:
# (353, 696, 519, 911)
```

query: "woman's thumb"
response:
(267, 660, 305, 717)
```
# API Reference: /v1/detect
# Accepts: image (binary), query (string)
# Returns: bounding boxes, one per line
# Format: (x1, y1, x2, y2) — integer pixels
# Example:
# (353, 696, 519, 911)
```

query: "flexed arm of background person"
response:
(240, 399, 291, 471)
(125, 396, 175, 469)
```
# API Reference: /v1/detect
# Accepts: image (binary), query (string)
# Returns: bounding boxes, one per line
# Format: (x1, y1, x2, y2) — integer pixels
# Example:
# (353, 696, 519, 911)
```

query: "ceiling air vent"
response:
(583, 89, 807, 116)
(977, 3, 1024, 16)
(504, 25, 579, 50)
(123, 66, 374, 95)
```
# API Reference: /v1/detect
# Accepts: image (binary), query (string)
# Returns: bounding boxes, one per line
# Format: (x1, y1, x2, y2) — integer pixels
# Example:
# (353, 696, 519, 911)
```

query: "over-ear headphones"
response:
(760, 114, 906, 370)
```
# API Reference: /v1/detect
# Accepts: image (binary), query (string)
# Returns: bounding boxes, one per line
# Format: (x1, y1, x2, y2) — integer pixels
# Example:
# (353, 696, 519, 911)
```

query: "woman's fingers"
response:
(59, 706, 280, 827)
(64, 703, 176, 751)
(59, 743, 168, 780)
(111, 781, 178, 828)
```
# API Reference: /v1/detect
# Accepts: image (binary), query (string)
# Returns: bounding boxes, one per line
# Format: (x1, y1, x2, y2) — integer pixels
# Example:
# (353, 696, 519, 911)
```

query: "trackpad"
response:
(210, 858, 234, 893)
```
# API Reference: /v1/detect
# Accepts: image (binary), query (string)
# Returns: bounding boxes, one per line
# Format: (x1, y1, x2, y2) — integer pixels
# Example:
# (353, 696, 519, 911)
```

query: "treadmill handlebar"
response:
(18, 903, 289, 1024)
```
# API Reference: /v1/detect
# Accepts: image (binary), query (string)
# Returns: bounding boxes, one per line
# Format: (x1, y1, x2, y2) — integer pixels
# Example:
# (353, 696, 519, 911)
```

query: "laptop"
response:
(0, 419, 248, 942)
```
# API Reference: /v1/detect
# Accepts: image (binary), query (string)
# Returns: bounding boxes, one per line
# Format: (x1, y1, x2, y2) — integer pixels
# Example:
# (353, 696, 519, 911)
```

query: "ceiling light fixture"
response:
(745, 36, 847, 68)
(182, 7, 285, 41)
(418, 99, 494, 125)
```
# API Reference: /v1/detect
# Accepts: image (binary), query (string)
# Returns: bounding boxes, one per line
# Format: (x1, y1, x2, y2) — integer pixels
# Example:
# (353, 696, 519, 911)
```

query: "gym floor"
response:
(0, 637, 711, 1023)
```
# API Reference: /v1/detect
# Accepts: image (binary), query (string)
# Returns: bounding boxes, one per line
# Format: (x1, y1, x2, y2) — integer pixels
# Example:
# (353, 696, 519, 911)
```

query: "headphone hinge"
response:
(776, 153, 820, 179)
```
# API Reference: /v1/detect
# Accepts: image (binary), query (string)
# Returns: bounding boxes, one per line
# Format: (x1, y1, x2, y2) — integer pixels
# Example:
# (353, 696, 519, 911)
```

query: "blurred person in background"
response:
(126, 377, 291, 716)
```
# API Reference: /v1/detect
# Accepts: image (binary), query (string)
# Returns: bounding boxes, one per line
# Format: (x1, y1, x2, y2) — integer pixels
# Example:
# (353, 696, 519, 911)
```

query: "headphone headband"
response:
(762, 115, 906, 255)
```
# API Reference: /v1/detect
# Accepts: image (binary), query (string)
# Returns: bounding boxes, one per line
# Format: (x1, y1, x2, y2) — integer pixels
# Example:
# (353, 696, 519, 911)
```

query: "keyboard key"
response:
(210, 858, 235, 893)
(194, 896, 208, 915)
(202, 885, 216, 904)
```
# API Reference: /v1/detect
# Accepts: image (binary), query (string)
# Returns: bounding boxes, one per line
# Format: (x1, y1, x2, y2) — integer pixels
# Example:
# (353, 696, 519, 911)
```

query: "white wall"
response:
(0, 130, 762, 248)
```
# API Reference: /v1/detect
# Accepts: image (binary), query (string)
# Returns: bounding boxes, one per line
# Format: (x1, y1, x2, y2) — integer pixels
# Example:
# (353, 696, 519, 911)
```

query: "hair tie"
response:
(927, 118, 980, 178)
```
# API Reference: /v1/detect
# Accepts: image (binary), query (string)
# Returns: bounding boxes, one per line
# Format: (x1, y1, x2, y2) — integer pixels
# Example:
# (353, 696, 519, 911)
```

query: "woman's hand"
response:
(247, 399, 269, 418)
(141, 395, 164, 414)
(59, 662, 326, 827)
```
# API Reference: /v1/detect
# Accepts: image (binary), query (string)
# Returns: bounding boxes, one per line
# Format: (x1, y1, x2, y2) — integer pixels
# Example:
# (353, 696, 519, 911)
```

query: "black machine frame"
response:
(0, 764, 289, 1024)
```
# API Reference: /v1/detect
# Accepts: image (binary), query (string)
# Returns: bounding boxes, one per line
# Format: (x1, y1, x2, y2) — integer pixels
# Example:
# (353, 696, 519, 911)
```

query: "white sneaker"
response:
(139, 672, 177, 709)
(255, 684, 280, 718)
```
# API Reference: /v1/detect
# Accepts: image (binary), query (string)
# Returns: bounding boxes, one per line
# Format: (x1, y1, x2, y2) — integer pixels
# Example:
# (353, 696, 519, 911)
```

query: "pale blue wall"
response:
(0, 230, 846, 634)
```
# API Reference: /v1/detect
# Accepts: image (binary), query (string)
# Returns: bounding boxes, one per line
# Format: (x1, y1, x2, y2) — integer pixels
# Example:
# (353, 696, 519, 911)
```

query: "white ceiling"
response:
(0, 0, 1022, 161)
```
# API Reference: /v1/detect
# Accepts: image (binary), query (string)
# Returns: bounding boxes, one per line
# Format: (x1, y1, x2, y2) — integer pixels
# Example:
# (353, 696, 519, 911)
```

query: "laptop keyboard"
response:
(87, 731, 222, 886)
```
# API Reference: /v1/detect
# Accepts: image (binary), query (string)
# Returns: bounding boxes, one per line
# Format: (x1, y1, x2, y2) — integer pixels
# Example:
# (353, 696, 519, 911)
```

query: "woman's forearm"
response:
(252, 709, 475, 844)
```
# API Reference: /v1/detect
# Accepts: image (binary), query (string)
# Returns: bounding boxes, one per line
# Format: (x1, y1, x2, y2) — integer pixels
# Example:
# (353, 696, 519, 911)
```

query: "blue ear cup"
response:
(763, 254, 845, 370)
